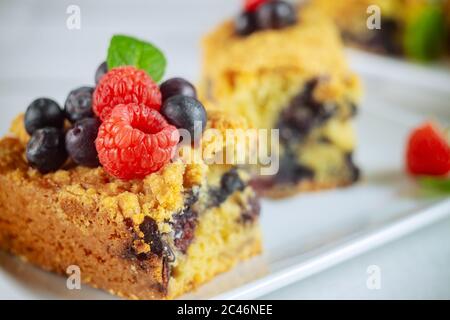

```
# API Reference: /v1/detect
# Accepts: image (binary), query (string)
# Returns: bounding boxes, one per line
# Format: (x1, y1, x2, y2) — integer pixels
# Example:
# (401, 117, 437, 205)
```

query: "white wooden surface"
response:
(0, 0, 449, 299)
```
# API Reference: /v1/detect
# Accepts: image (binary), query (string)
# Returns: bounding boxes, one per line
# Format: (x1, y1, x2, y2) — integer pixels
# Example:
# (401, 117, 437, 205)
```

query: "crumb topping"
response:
(1, 110, 252, 228)
(202, 5, 352, 79)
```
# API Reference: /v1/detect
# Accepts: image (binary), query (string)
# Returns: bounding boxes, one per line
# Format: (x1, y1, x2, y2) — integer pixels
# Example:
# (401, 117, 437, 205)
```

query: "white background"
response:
(0, 0, 449, 299)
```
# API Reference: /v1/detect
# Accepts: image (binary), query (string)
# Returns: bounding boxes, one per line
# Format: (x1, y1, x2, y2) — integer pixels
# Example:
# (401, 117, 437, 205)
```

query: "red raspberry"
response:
(93, 66, 162, 121)
(406, 122, 450, 176)
(244, 0, 268, 12)
(96, 103, 179, 180)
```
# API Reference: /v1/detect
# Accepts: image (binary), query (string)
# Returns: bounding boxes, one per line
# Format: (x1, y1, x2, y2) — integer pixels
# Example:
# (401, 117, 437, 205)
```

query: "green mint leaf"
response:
(107, 35, 166, 82)
(418, 176, 450, 196)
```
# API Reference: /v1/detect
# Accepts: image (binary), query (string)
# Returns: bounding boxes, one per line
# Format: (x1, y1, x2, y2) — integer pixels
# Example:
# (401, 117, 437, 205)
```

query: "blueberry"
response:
(65, 118, 100, 167)
(255, 1, 297, 30)
(95, 61, 108, 84)
(160, 78, 197, 102)
(277, 78, 337, 143)
(240, 195, 260, 224)
(64, 86, 95, 123)
(24, 98, 64, 135)
(161, 95, 207, 144)
(274, 149, 314, 185)
(235, 11, 257, 36)
(221, 169, 245, 194)
(139, 217, 164, 257)
(172, 205, 198, 254)
(208, 169, 246, 208)
(26, 127, 68, 173)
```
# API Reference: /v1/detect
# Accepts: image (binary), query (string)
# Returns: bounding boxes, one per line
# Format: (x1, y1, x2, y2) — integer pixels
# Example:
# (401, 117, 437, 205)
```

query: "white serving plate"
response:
(347, 49, 450, 94)
(0, 56, 449, 300)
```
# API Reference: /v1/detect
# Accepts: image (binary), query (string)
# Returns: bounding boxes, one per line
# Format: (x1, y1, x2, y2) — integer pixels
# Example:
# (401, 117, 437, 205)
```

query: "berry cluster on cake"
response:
(200, 0, 362, 198)
(0, 35, 262, 299)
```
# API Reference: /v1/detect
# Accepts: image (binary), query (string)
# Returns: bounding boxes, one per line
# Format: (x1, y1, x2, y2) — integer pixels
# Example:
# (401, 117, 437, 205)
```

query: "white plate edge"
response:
(211, 199, 450, 300)
(347, 49, 450, 94)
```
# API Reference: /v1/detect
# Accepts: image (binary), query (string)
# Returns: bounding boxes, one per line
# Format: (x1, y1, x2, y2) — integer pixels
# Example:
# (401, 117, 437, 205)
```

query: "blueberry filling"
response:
(208, 168, 246, 207)
(250, 147, 314, 191)
(128, 169, 256, 262)
(127, 216, 174, 262)
(138, 216, 165, 258)
(170, 169, 254, 254)
(160, 257, 170, 294)
(172, 209, 197, 254)
(252, 78, 360, 192)
(171, 192, 200, 254)
(240, 195, 261, 224)
(277, 78, 337, 144)
(222, 168, 246, 194)
(134, 191, 200, 260)
(275, 149, 315, 185)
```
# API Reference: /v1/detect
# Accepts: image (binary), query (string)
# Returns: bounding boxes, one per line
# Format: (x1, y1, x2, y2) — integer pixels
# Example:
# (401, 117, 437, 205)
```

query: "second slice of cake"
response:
(200, 1, 362, 198)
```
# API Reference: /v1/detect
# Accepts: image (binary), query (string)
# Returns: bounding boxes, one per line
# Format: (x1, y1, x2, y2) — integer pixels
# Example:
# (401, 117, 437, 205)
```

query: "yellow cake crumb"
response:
(9, 113, 29, 145)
